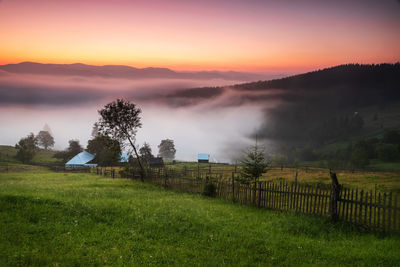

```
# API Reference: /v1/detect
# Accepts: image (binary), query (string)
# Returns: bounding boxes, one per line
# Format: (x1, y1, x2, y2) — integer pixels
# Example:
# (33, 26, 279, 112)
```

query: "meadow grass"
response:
(264, 167, 400, 192)
(1, 169, 400, 266)
(168, 163, 400, 192)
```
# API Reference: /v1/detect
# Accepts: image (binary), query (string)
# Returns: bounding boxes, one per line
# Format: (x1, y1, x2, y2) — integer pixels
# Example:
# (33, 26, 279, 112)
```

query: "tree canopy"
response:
(36, 130, 55, 150)
(87, 135, 121, 166)
(139, 142, 154, 162)
(67, 140, 83, 156)
(158, 139, 176, 160)
(15, 133, 38, 163)
(97, 99, 144, 180)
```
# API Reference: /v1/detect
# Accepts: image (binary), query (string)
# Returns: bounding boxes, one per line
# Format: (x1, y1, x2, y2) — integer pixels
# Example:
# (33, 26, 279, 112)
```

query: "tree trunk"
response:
(127, 136, 145, 182)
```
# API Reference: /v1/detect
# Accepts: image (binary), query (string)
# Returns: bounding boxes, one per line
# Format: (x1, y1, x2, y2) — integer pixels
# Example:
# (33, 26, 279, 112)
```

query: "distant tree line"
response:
(272, 129, 400, 170)
(322, 130, 400, 169)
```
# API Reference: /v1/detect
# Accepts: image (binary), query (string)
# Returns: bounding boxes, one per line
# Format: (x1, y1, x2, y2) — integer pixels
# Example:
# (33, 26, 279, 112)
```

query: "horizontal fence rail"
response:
(91, 167, 400, 233)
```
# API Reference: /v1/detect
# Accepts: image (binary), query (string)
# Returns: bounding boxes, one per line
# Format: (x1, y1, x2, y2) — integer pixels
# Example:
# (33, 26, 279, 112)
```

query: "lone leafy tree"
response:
(139, 142, 154, 162)
(97, 99, 145, 180)
(158, 139, 176, 160)
(15, 133, 38, 163)
(239, 142, 269, 184)
(36, 130, 55, 150)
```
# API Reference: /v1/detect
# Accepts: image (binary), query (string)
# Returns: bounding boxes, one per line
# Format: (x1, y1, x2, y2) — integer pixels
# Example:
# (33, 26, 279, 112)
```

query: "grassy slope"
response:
(0, 145, 61, 165)
(1, 170, 399, 266)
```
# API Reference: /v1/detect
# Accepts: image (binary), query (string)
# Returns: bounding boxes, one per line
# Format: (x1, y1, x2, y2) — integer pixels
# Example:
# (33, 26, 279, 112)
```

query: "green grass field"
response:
(1, 169, 400, 266)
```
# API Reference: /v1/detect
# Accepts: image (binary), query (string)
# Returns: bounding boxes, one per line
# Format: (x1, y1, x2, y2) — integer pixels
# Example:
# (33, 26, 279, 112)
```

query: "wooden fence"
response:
(92, 167, 400, 233)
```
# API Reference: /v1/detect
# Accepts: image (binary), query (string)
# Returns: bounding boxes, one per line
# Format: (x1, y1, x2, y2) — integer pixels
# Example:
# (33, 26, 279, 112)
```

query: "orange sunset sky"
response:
(0, 0, 399, 72)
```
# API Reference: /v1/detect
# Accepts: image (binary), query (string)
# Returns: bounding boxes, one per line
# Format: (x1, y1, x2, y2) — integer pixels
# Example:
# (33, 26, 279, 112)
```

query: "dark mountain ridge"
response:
(0, 62, 282, 81)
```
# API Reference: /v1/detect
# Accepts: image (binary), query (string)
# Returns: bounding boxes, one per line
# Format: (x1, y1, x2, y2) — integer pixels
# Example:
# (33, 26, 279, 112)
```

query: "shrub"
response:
(203, 183, 216, 197)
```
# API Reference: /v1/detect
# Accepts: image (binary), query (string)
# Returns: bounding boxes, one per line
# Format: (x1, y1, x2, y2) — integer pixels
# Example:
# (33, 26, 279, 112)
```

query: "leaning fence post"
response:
(330, 172, 341, 222)
(164, 169, 168, 187)
(232, 172, 235, 202)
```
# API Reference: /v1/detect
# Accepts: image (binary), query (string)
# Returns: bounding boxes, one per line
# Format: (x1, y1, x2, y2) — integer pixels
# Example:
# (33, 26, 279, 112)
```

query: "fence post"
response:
(232, 172, 235, 202)
(330, 172, 341, 222)
(164, 169, 168, 187)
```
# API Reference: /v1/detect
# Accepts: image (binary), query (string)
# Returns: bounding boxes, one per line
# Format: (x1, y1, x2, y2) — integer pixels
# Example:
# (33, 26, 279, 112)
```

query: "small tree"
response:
(139, 142, 154, 162)
(158, 139, 176, 160)
(36, 130, 55, 150)
(87, 135, 121, 166)
(15, 133, 38, 163)
(53, 151, 70, 163)
(67, 140, 83, 156)
(97, 99, 145, 181)
(239, 142, 269, 184)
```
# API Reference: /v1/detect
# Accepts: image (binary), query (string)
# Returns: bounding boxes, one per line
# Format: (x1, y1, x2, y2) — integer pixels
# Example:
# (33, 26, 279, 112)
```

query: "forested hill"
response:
(236, 63, 400, 90)
(231, 63, 400, 144)
(234, 63, 400, 104)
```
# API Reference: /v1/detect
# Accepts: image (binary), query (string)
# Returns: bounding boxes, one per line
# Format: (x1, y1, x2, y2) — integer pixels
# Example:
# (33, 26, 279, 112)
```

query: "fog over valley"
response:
(0, 67, 280, 162)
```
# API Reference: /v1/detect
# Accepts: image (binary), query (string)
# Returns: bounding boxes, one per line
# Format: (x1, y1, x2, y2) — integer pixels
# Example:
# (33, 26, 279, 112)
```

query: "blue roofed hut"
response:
(198, 154, 210, 163)
(65, 151, 97, 168)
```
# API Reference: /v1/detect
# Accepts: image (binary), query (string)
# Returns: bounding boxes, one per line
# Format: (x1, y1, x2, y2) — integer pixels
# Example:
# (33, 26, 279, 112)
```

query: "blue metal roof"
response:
(120, 153, 130, 163)
(198, 154, 210, 160)
(65, 151, 96, 166)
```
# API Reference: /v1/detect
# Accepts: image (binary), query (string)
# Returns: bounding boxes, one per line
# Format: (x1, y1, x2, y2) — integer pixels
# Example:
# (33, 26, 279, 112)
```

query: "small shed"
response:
(148, 157, 164, 168)
(198, 154, 210, 163)
(65, 151, 97, 168)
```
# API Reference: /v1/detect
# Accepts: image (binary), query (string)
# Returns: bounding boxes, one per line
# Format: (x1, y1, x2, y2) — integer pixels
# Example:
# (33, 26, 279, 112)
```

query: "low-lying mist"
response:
(0, 72, 278, 162)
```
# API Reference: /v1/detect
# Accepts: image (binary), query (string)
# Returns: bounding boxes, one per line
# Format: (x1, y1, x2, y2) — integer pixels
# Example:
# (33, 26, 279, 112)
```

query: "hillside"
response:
(0, 145, 61, 165)
(233, 63, 400, 142)
(1, 169, 399, 266)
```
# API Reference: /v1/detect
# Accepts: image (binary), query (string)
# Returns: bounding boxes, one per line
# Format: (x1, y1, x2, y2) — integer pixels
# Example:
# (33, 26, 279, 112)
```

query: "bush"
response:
(15, 133, 38, 163)
(203, 183, 216, 197)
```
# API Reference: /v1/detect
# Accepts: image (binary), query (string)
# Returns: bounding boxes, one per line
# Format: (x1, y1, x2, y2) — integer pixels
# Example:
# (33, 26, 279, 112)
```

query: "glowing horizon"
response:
(0, 0, 399, 72)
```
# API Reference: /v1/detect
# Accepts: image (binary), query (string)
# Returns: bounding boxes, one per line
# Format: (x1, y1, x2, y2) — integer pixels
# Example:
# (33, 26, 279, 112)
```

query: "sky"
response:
(0, 0, 399, 72)
(0, 0, 399, 162)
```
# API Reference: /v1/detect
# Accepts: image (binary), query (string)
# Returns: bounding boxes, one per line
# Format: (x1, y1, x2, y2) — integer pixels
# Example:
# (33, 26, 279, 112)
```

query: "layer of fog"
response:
(0, 72, 281, 162)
